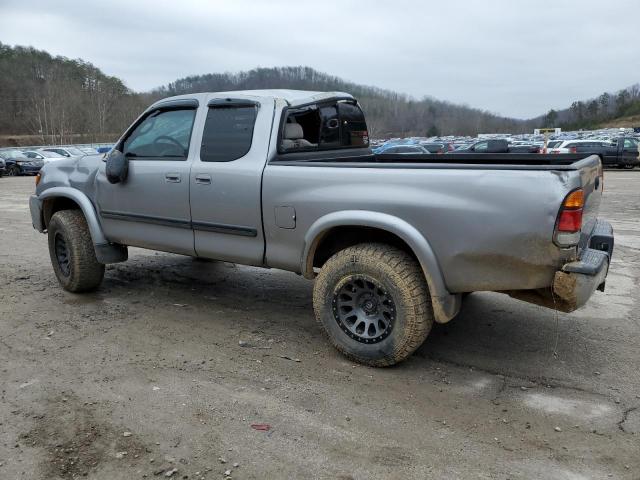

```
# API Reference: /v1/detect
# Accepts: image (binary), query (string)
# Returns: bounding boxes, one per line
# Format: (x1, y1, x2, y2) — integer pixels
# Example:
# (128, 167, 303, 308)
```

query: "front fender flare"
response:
(302, 211, 461, 324)
(35, 187, 127, 264)
(38, 187, 107, 245)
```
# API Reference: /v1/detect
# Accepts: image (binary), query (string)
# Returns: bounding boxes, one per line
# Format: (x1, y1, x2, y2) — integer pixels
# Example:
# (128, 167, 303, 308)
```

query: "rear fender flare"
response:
(302, 210, 461, 323)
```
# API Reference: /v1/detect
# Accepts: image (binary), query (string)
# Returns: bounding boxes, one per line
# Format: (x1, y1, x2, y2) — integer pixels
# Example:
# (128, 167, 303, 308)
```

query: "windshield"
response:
(0, 150, 27, 159)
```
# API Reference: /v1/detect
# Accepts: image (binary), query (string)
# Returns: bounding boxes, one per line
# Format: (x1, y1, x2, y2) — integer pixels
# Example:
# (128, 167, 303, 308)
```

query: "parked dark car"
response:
(0, 149, 44, 176)
(0, 158, 5, 177)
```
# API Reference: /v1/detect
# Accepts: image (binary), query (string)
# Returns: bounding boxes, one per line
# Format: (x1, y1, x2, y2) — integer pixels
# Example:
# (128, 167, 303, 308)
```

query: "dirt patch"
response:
(20, 394, 148, 479)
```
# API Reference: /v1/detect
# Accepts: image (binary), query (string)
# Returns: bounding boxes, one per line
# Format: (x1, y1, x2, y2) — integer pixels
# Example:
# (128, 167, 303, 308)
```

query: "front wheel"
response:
(48, 210, 105, 292)
(313, 243, 433, 367)
(7, 165, 20, 176)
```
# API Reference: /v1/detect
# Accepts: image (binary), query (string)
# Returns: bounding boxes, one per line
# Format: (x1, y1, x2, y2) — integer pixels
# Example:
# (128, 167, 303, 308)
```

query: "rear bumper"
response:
(553, 220, 613, 311)
(20, 165, 42, 174)
(506, 220, 613, 313)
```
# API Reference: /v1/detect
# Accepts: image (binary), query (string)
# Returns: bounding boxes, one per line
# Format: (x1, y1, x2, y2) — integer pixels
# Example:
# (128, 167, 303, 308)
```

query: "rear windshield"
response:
(280, 100, 369, 152)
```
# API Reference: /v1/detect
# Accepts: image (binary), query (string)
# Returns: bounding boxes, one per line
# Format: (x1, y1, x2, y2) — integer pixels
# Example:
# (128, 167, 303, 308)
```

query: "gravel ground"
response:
(0, 173, 639, 480)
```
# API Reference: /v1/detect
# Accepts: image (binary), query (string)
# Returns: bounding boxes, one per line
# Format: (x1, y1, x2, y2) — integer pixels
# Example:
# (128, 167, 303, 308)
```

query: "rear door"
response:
(189, 95, 274, 265)
(621, 137, 639, 166)
(96, 102, 199, 255)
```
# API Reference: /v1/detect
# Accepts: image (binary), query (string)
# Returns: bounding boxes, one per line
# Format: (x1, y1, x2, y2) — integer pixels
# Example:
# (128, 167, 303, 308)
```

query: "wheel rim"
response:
(54, 232, 71, 277)
(332, 275, 396, 344)
(8, 166, 18, 176)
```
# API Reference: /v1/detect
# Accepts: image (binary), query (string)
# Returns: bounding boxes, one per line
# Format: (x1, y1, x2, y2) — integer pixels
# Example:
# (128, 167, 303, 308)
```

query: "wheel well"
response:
(42, 197, 81, 229)
(309, 226, 418, 274)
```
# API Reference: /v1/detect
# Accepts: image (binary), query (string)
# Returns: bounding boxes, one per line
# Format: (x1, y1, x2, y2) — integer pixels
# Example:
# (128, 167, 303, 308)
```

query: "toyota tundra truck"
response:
(29, 90, 614, 366)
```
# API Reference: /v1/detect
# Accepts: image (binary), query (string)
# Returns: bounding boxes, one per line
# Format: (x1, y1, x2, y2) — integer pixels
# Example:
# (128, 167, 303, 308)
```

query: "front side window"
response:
(624, 138, 638, 149)
(124, 108, 196, 159)
(200, 105, 258, 162)
(474, 142, 488, 152)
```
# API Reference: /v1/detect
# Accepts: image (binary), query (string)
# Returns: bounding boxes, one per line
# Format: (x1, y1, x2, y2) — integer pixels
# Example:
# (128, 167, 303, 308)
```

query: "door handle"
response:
(195, 174, 212, 185)
(165, 173, 181, 183)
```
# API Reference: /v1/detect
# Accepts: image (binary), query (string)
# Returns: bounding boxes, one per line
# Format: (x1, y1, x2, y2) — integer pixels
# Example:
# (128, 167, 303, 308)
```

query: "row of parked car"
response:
(372, 135, 640, 168)
(0, 145, 112, 177)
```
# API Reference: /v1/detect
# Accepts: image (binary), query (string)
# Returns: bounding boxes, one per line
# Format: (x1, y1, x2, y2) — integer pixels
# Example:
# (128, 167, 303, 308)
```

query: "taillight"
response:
(569, 147, 577, 154)
(557, 209, 582, 232)
(35, 172, 41, 186)
(554, 189, 584, 246)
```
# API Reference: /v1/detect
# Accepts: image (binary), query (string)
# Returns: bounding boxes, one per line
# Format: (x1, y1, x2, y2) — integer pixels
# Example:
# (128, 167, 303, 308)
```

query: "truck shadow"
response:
(101, 254, 609, 381)
(417, 292, 610, 383)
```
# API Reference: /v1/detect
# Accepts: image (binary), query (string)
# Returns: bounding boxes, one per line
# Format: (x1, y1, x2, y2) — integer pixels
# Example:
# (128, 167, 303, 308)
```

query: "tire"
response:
(47, 210, 105, 292)
(7, 165, 20, 176)
(313, 243, 433, 367)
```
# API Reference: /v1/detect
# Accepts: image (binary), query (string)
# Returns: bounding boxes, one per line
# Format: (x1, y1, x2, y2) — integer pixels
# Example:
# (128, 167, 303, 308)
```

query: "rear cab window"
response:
(200, 101, 258, 162)
(280, 99, 369, 153)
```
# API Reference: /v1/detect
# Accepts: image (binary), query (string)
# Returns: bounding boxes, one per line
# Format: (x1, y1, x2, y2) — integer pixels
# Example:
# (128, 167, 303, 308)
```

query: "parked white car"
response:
(548, 139, 611, 154)
(39, 146, 86, 158)
(23, 150, 66, 164)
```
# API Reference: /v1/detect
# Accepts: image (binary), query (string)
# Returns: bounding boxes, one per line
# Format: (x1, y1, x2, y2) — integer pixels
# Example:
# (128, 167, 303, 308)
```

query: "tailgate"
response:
(575, 155, 604, 252)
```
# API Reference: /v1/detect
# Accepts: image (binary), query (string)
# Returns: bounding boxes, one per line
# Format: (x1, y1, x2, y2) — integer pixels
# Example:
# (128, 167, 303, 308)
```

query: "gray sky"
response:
(1, 0, 637, 118)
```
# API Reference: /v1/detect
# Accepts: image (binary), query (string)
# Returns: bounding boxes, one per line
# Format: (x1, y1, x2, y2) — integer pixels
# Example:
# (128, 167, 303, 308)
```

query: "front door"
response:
(96, 104, 199, 255)
(189, 96, 274, 265)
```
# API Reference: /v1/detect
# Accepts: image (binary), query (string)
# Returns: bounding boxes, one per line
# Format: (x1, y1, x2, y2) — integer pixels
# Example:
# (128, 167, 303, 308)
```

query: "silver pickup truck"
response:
(29, 90, 614, 366)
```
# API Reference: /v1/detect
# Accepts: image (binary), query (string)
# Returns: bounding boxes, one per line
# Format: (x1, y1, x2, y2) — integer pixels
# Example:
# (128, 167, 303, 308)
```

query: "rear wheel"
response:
(48, 210, 105, 292)
(313, 243, 433, 367)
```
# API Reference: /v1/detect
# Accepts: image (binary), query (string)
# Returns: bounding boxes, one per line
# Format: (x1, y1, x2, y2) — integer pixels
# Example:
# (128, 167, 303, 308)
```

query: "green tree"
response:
(426, 125, 440, 137)
(544, 109, 558, 126)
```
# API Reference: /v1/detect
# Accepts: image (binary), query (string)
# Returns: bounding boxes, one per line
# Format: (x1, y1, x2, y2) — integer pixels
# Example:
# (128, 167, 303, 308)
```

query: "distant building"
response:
(534, 128, 562, 135)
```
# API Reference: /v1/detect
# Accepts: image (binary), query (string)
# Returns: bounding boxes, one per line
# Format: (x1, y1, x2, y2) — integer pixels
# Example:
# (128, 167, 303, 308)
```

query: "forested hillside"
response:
(156, 66, 533, 137)
(1, 42, 637, 146)
(0, 42, 148, 144)
(539, 84, 640, 130)
(0, 43, 534, 143)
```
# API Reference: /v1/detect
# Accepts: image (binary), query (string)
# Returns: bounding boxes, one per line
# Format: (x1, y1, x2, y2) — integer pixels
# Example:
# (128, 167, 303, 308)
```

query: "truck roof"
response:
(152, 89, 354, 109)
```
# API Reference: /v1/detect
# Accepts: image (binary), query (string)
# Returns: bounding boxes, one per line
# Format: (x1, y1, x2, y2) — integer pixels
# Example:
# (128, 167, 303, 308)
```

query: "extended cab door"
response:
(95, 102, 199, 255)
(188, 96, 274, 265)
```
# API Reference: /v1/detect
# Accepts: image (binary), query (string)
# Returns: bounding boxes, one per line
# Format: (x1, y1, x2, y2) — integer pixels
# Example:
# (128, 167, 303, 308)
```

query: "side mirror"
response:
(105, 150, 128, 184)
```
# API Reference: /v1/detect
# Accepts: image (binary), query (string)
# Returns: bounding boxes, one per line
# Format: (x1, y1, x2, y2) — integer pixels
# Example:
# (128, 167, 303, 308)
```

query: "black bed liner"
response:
(271, 149, 596, 169)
